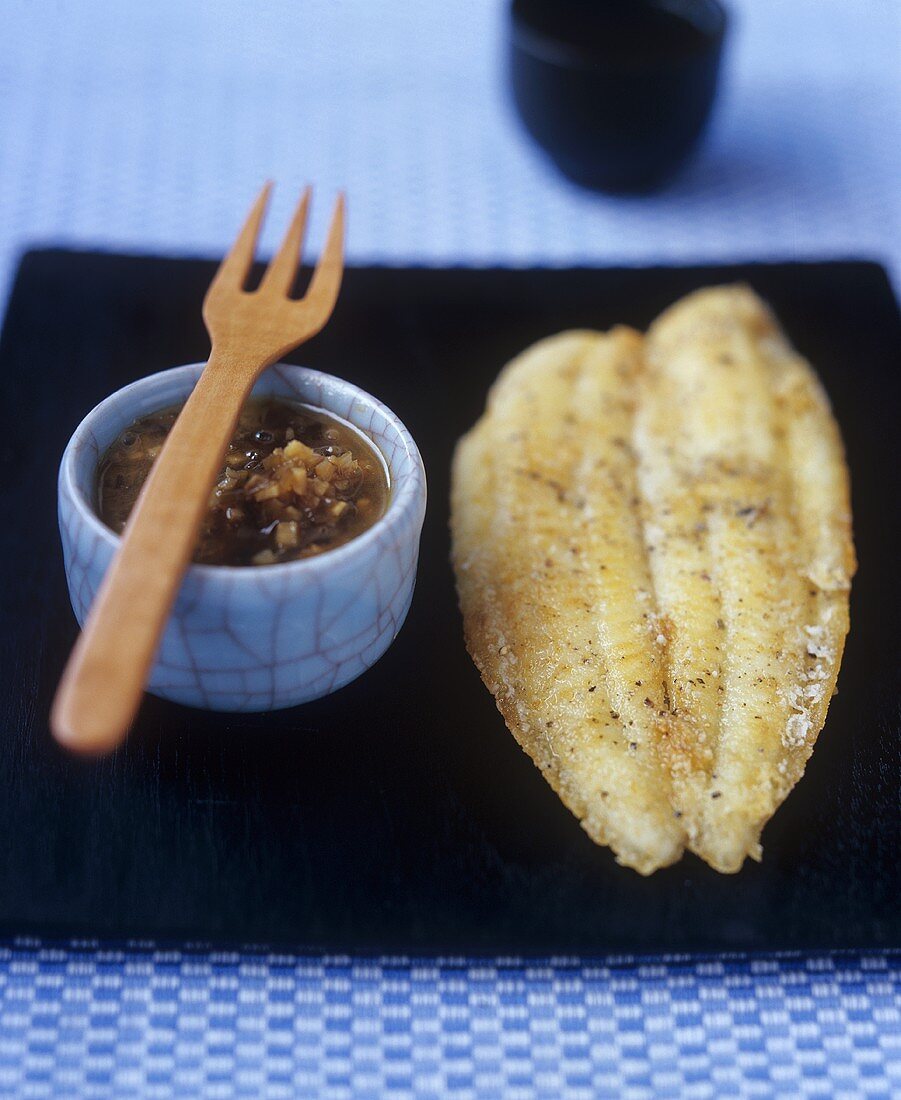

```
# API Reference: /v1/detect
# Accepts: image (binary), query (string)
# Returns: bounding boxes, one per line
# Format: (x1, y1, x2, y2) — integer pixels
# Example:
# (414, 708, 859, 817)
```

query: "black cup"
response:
(509, 0, 727, 192)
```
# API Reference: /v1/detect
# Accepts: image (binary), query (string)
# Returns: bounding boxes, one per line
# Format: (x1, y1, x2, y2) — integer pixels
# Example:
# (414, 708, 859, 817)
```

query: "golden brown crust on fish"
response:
(450, 287, 854, 875)
(637, 286, 854, 871)
(452, 328, 687, 874)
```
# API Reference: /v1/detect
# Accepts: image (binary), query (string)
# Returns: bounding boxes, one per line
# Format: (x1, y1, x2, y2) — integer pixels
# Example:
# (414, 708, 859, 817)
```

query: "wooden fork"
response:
(51, 183, 346, 754)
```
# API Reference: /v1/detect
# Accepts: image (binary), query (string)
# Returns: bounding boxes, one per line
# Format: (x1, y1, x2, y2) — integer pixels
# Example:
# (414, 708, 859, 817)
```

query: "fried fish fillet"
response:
(450, 287, 854, 874)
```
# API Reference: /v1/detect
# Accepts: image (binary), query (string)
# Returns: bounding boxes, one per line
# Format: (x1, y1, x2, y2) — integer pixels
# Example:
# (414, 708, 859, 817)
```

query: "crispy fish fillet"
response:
(636, 286, 855, 871)
(450, 287, 854, 874)
(451, 327, 686, 874)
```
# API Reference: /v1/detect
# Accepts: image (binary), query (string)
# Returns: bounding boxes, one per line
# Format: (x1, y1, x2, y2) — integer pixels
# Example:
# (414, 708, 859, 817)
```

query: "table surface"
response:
(1, 1, 899, 1097)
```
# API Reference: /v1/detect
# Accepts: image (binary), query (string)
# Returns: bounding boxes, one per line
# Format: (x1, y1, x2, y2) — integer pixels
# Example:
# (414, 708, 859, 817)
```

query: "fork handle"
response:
(51, 351, 257, 754)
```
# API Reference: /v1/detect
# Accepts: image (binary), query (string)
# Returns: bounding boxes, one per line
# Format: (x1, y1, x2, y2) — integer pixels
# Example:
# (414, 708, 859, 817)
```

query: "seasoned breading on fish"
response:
(450, 287, 854, 875)
(636, 286, 854, 871)
(452, 328, 687, 874)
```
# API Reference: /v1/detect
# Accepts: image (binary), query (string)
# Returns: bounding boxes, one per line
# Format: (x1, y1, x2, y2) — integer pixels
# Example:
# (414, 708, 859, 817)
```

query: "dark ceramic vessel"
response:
(509, 0, 727, 191)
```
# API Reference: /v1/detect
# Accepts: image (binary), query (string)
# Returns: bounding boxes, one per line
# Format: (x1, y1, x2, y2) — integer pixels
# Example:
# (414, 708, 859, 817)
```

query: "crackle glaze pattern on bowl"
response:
(58, 364, 427, 712)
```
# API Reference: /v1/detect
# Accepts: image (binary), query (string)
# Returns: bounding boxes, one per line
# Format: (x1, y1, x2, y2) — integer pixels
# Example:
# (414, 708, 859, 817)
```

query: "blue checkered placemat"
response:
(1, 0, 899, 312)
(1, 946, 899, 1099)
(2, 0, 900, 1095)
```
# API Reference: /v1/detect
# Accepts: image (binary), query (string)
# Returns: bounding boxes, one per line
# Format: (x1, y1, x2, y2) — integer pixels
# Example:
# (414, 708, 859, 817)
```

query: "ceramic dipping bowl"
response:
(58, 364, 427, 712)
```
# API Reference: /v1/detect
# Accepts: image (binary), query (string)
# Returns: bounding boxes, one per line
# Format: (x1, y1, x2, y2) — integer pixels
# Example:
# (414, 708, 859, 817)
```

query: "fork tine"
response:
(298, 192, 346, 325)
(209, 181, 273, 291)
(259, 186, 311, 295)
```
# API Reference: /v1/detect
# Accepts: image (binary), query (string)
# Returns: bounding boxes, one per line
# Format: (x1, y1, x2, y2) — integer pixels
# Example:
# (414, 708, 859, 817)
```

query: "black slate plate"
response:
(1, 250, 899, 955)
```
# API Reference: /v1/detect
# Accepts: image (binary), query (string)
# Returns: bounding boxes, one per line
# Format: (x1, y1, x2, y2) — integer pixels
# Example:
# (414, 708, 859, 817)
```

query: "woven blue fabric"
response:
(1, 0, 899, 1095)
(1, 946, 899, 1099)
(1, 0, 899, 313)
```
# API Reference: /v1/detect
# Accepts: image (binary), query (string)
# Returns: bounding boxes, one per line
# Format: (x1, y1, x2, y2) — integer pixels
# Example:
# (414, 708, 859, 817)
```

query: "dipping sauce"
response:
(97, 398, 389, 566)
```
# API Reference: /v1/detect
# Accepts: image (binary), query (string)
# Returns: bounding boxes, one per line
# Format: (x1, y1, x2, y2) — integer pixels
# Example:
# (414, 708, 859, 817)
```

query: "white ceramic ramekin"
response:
(58, 364, 427, 711)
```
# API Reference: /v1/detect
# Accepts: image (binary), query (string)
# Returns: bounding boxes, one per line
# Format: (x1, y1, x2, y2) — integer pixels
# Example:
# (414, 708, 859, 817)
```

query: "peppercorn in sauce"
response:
(97, 398, 389, 566)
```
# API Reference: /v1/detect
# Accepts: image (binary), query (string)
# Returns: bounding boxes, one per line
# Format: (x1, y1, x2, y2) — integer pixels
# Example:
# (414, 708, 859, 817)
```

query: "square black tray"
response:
(1, 250, 898, 954)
